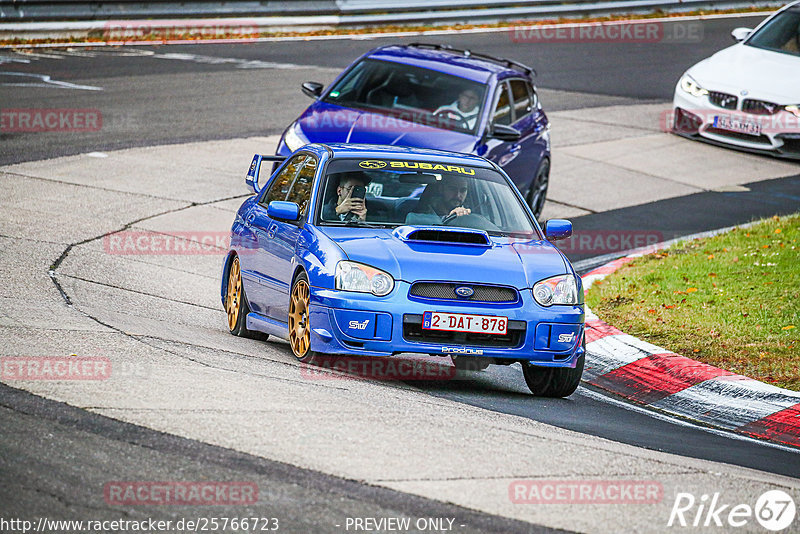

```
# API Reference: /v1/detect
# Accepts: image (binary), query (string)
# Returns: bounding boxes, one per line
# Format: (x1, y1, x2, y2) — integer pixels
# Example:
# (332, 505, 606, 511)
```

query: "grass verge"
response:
(586, 214, 800, 391)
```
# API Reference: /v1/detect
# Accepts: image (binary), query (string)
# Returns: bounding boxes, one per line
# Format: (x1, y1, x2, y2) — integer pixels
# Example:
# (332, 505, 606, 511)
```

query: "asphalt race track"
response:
(1, 13, 799, 533)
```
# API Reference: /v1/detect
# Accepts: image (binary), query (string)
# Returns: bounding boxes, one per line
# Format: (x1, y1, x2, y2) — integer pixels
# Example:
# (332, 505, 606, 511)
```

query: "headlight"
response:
(283, 123, 308, 152)
(785, 105, 800, 118)
(532, 274, 579, 306)
(335, 261, 394, 296)
(679, 75, 709, 98)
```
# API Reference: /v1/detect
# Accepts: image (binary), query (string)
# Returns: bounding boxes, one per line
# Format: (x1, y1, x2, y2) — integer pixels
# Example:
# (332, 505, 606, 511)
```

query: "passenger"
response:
(322, 173, 369, 221)
(434, 88, 481, 129)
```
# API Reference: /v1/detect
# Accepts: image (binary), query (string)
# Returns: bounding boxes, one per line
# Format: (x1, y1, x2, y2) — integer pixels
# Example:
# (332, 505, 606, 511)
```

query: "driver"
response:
(434, 88, 480, 129)
(406, 176, 471, 224)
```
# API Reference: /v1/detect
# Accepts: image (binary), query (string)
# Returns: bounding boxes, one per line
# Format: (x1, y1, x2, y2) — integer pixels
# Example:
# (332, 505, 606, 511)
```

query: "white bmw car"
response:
(672, 1, 800, 160)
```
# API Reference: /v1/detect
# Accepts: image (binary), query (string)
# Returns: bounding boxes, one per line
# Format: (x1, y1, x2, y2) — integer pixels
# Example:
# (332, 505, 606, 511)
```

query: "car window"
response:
(285, 156, 317, 218)
(746, 6, 800, 57)
(509, 79, 533, 122)
(318, 158, 538, 236)
(323, 58, 487, 135)
(261, 154, 306, 206)
(493, 82, 512, 126)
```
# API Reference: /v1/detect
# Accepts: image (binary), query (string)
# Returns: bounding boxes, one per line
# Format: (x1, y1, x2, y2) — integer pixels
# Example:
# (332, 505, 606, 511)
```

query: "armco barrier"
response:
(0, 0, 784, 39)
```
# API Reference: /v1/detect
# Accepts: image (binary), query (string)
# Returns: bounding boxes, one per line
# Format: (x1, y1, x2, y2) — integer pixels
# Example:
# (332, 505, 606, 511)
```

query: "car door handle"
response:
(246, 213, 256, 224)
(267, 224, 277, 239)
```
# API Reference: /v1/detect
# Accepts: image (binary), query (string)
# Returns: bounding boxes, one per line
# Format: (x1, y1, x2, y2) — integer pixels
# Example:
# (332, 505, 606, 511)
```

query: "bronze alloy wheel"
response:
(289, 275, 311, 359)
(226, 256, 242, 332)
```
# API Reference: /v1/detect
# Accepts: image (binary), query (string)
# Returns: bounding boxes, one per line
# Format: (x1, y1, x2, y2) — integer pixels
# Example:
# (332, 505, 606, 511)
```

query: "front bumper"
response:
(307, 281, 585, 368)
(672, 89, 800, 160)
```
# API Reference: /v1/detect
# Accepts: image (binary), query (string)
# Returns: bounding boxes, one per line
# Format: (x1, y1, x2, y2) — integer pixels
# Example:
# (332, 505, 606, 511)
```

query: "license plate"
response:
(422, 311, 508, 335)
(713, 115, 762, 136)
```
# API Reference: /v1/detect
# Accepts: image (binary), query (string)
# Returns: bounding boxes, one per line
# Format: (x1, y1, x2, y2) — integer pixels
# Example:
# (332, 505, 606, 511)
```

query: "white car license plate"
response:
(713, 115, 762, 136)
(422, 311, 508, 335)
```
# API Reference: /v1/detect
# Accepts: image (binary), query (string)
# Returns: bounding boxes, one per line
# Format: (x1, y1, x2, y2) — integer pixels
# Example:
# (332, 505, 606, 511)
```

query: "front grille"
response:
(777, 135, 800, 155)
(705, 127, 772, 145)
(409, 282, 518, 303)
(708, 91, 737, 110)
(742, 99, 780, 115)
(402, 314, 525, 348)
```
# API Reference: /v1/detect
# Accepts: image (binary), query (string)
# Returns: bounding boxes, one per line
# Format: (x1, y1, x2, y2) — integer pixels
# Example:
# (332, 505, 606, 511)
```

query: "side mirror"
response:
(301, 81, 324, 99)
(489, 124, 521, 142)
(267, 201, 301, 222)
(731, 27, 753, 42)
(245, 154, 263, 194)
(544, 219, 572, 241)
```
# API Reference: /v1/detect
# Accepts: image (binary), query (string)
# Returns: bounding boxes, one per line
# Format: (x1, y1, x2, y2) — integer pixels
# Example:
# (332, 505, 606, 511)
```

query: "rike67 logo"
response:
(668, 490, 796, 531)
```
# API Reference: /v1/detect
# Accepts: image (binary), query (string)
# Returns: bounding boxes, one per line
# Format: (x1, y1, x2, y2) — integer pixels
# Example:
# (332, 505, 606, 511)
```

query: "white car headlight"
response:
(283, 123, 309, 152)
(679, 74, 709, 98)
(785, 105, 800, 118)
(532, 274, 579, 306)
(335, 261, 394, 296)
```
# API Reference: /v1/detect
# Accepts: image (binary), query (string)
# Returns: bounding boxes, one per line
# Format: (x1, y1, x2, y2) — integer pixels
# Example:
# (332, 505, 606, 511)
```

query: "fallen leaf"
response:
(693, 349, 700, 353)
(686, 287, 698, 293)
(707, 254, 714, 259)
(783, 325, 796, 330)
(664, 305, 675, 309)
(647, 309, 656, 314)
(708, 272, 717, 277)
(775, 228, 782, 234)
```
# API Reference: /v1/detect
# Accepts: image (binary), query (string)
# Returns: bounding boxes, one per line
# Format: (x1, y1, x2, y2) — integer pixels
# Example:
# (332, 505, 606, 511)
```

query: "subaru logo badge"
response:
(741, 89, 749, 96)
(454, 286, 474, 298)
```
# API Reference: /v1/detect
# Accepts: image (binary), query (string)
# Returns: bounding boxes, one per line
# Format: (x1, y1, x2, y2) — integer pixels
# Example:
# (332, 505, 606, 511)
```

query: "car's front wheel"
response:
(521, 338, 584, 397)
(289, 271, 322, 364)
(527, 158, 550, 220)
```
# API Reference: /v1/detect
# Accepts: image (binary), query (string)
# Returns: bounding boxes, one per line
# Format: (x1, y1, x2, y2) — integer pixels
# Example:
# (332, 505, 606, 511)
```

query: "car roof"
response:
(317, 143, 497, 169)
(366, 44, 531, 83)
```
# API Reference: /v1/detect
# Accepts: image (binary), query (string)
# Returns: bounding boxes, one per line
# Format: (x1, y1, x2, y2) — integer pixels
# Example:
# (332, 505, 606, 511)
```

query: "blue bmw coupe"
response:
(222, 144, 584, 396)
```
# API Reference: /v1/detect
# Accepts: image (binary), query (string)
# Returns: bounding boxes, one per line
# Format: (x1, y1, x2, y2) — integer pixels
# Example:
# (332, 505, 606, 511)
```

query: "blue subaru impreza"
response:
(222, 144, 584, 397)
(277, 43, 551, 219)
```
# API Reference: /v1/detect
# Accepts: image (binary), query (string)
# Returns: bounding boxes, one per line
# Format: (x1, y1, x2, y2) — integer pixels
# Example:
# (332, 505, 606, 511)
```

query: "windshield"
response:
(317, 158, 538, 236)
(322, 58, 487, 135)
(747, 6, 800, 57)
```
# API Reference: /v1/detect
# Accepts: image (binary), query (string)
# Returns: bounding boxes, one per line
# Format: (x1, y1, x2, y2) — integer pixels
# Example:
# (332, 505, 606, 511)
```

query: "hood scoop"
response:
(393, 226, 491, 246)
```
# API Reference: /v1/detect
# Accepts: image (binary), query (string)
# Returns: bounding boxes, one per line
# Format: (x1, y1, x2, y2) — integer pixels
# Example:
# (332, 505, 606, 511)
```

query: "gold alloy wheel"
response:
(289, 278, 311, 359)
(226, 256, 242, 331)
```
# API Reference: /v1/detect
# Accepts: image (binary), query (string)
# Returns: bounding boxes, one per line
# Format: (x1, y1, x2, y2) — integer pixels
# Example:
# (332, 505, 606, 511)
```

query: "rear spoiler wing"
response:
(246, 154, 287, 194)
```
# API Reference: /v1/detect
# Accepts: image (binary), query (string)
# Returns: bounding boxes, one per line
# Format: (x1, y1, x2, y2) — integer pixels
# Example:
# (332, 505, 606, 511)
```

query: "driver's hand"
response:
(447, 206, 471, 218)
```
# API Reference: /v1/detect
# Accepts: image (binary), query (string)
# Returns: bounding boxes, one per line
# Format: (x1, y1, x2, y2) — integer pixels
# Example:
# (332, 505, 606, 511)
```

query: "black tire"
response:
(527, 158, 550, 220)
(288, 271, 322, 364)
(522, 338, 584, 397)
(225, 255, 268, 340)
(451, 356, 492, 371)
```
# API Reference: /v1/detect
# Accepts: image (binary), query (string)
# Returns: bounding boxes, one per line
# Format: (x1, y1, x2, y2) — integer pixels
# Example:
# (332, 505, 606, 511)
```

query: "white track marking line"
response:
(0, 71, 102, 90)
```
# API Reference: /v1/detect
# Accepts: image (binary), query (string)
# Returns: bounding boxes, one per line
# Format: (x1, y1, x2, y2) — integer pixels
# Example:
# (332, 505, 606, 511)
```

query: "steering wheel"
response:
(441, 212, 459, 225)
(432, 109, 470, 130)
